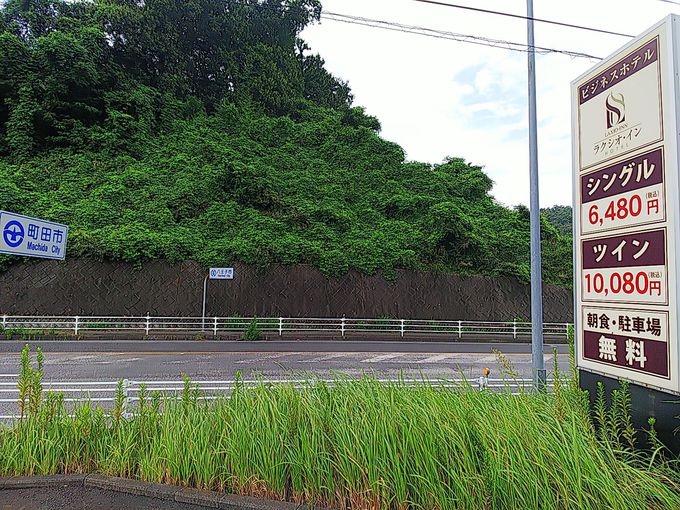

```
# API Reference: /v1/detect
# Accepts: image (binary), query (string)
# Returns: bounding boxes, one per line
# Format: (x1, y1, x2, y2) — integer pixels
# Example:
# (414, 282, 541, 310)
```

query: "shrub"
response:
(241, 318, 262, 341)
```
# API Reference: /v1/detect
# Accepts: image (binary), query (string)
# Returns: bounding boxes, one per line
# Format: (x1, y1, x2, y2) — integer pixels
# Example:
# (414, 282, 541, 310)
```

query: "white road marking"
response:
(235, 353, 291, 364)
(417, 354, 459, 364)
(360, 354, 401, 363)
(100, 357, 141, 363)
(477, 356, 497, 363)
(299, 353, 351, 363)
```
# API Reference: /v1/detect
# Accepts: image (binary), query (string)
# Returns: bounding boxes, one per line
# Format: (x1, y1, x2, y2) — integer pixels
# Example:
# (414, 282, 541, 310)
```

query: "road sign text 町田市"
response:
(0, 211, 68, 261)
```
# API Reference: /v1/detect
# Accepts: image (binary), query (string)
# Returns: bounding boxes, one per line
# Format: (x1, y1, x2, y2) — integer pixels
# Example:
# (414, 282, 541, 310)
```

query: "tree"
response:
(0, 0, 574, 287)
(542, 205, 572, 236)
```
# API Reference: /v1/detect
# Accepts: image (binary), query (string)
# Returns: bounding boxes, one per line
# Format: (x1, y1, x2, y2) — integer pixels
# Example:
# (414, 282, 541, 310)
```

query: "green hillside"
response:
(542, 205, 572, 236)
(0, 0, 572, 286)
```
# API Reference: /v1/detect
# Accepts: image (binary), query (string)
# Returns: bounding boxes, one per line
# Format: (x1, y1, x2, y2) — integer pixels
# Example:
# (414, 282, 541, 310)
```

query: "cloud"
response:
(303, 0, 680, 206)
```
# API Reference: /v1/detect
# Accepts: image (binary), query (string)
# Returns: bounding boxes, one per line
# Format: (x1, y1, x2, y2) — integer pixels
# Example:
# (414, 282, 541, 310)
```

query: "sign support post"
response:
(201, 267, 234, 331)
(572, 15, 680, 452)
(527, 0, 546, 390)
(202, 274, 209, 332)
(0, 211, 69, 317)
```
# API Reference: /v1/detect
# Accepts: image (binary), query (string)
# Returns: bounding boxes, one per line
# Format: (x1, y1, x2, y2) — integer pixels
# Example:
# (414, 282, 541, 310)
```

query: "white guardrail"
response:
(0, 377, 553, 420)
(0, 316, 573, 339)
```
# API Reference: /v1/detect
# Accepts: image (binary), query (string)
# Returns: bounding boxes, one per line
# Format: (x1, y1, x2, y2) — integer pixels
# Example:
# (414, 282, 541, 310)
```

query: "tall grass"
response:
(0, 348, 679, 509)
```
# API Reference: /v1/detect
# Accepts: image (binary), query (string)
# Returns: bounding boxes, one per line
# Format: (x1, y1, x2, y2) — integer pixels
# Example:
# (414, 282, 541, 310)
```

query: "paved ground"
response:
(0, 486, 205, 510)
(0, 350, 569, 381)
(0, 339, 569, 354)
(0, 349, 570, 418)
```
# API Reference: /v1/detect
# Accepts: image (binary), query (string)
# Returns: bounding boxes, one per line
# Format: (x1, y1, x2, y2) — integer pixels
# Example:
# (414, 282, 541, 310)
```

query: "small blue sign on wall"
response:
(0, 211, 69, 260)
(209, 267, 234, 280)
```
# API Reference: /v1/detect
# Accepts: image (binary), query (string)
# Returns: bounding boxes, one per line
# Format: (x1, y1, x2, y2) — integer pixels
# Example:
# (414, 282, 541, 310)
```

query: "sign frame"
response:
(0, 211, 69, 261)
(209, 267, 234, 280)
(572, 15, 680, 395)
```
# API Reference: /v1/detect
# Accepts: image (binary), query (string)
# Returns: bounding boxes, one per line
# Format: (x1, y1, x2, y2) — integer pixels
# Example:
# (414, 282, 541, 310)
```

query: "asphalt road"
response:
(0, 347, 570, 418)
(0, 349, 569, 381)
(0, 339, 568, 354)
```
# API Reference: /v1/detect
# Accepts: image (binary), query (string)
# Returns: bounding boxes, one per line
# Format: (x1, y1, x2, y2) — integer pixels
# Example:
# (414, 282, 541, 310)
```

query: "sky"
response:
(301, 0, 680, 207)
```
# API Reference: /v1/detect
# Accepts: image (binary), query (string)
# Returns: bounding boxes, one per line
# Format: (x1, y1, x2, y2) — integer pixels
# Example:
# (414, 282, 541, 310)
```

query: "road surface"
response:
(0, 349, 569, 381)
(0, 346, 571, 418)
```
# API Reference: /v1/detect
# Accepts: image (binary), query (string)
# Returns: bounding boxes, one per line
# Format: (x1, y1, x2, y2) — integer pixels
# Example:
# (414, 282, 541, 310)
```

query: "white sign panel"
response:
(209, 267, 234, 280)
(579, 147, 666, 235)
(0, 211, 68, 261)
(577, 37, 663, 170)
(572, 16, 680, 395)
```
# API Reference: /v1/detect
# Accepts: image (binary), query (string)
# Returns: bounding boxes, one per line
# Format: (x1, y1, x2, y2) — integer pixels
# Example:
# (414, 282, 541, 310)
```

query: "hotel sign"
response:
(572, 16, 680, 395)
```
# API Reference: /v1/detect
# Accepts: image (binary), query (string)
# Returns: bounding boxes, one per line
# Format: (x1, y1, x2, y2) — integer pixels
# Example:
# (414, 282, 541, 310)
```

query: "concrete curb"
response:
(0, 475, 328, 510)
(85, 474, 182, 500)
(221, 495, 300, 510)
(1, 474, 87, 489)
(175, 487, 223, 508)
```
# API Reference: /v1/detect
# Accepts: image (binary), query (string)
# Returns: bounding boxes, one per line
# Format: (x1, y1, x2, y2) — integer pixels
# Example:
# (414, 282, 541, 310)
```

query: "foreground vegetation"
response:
(0, 347, 678, 509)
(0, 0, 572, 284)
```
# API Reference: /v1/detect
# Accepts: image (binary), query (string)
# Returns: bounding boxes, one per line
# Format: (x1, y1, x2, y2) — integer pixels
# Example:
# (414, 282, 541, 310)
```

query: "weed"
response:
(241, 318, 262, 341)
(1, 349, 679, 509)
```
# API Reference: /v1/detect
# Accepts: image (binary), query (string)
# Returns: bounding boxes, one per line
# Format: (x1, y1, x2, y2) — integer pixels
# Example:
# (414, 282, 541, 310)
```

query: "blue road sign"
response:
(3, 220, 24, 248)
(209, 267, 234, 280)
(0, 211, 68, 260)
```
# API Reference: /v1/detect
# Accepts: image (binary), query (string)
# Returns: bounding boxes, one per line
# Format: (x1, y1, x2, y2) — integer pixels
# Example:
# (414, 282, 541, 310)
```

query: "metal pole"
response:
(122, 378, 130, 420)
(201, 274, 208, 332)
(527, 0, 546, 391)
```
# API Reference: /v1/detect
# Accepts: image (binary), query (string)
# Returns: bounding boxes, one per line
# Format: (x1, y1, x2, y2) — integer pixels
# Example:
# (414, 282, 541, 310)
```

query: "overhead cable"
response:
(411, 0, 634, 38)
(322, 12, 602, 60)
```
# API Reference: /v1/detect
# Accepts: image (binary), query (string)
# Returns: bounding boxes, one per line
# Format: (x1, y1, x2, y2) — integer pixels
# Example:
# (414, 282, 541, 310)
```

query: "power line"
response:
(322, 12, 602, 60)
(411, 0, 634, 38)
(657, 0, 680, 5)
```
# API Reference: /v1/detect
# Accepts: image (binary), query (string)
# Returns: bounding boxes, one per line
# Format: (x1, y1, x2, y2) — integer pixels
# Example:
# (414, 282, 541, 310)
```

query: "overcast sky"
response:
(302, 0, 680, 207)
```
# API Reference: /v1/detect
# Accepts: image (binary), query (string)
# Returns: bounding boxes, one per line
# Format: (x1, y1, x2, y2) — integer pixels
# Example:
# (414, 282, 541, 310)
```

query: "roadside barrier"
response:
(0, 315, 573, 339)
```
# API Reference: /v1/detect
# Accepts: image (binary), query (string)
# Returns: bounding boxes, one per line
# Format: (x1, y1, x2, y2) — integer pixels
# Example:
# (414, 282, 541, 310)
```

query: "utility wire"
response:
(657, 0, 680, 5)
(322, 12, 602, 60)
(411, 0, 634, 38)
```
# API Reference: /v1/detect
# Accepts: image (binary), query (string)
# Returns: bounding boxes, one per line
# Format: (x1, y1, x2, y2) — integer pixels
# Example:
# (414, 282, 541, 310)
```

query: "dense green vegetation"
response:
(2, 346, 679, 509)
(542, 205, 573, 236)
(0, 0, 573, 285)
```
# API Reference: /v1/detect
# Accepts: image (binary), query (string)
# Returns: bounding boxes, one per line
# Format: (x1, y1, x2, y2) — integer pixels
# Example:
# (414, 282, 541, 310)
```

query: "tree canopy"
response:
(0, 0, 573, 286)
(542, 205, 573, 236)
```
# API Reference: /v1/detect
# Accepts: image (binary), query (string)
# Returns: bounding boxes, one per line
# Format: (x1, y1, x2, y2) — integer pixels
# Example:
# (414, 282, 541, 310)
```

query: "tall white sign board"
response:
(572, 15, 680, 395)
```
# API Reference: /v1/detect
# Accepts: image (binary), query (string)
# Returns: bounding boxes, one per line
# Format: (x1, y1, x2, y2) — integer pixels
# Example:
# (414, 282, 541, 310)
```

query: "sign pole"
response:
(202, 267, 234, 332)
(202, 274, 209, 332)
(572, 15, 680, 452)
(527, 0, 546, 390)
